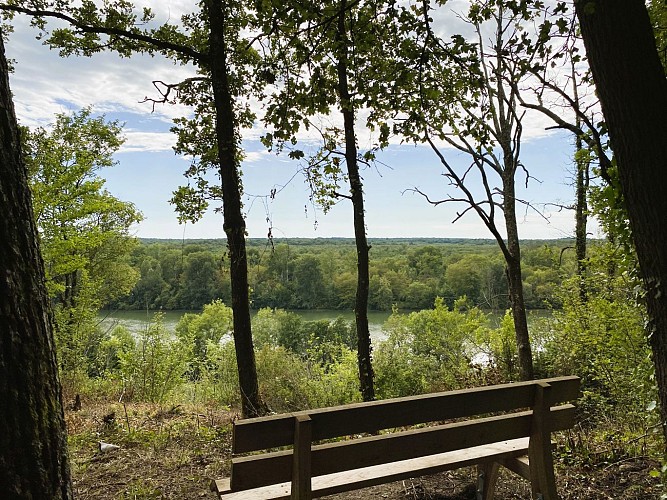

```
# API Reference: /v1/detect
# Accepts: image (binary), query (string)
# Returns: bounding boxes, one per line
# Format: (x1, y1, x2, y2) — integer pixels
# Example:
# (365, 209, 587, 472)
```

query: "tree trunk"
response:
(0, 33, 73, 499)
(576, 0, 667, 448)
(572, 56, 589, 300)
(574, 133, 589, 300)
(493, 14, 533, 382)
(503, 168, 534, 381)
(205, 0, 264, 418)
(336, 1, 375, 402)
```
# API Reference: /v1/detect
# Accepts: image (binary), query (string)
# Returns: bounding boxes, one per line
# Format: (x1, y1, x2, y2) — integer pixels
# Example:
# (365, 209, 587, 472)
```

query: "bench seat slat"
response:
(233, 376, 580, 454)
(214, 479, 289, 500)
(216, 438, 531, 499)
(230, 404, 574, 491)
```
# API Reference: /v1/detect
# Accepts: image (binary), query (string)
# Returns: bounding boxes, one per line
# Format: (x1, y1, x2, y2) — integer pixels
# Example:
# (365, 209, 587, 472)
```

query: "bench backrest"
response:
(230, 376, 580, 491)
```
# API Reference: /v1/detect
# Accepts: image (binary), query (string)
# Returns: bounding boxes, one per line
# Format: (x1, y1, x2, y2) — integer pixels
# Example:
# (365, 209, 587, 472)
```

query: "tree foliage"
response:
(109, 238, 574, 312)
(24, 108, 142, 373)
(25, 108, 141, 304)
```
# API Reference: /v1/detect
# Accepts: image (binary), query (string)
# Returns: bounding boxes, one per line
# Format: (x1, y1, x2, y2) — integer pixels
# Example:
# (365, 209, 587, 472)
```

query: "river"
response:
(98, 309, 393, 341)
(98, 308, 552, 344)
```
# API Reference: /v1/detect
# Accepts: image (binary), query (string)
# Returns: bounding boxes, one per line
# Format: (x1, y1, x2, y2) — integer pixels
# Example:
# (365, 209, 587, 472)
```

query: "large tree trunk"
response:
(503, 168, 534, 381)
(205, 0, 264, 418)
(0, 34, 73, 499)
(336, 1, 375, 402)
(575, 0, 667, 448)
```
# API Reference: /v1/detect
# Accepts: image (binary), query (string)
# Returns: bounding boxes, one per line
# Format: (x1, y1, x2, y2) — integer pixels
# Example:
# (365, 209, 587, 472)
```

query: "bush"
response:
(202, 340, 360, 412)
(175, 300, 233, 380)
(119, 313, 186, 403)
(374, 298, 492, 397)
(541, 274, 655, 428)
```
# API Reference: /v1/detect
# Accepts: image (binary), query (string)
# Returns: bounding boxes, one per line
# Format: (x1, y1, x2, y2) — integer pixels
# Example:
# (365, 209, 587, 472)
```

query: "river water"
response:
(98, 308, 552, 345)
(98, 309, 393, 341)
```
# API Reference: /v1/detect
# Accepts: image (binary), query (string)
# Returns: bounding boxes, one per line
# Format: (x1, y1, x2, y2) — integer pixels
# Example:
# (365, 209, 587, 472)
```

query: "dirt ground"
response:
(65, 400, 663, 499)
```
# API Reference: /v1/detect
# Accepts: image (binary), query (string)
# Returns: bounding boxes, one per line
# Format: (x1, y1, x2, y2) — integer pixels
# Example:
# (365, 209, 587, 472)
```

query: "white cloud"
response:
(243, 150, 270, 164)
(120, 130, 176, 153)
(7, 15, 196, 129)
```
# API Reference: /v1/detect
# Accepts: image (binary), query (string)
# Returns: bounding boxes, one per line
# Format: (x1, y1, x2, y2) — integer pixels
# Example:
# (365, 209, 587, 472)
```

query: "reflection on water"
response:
(98, 308, 552, 344)
(98, 309, 392, 341)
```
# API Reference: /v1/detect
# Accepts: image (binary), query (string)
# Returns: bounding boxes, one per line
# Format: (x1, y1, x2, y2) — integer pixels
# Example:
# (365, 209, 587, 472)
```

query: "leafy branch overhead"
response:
(0, 0, 265, 223)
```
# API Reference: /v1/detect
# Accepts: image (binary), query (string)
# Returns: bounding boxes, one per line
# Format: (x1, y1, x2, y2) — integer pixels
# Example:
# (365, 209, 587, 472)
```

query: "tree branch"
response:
(512, 69, 613, 183)
(0, 4, 207, 63)
(140, 77, 209, 112)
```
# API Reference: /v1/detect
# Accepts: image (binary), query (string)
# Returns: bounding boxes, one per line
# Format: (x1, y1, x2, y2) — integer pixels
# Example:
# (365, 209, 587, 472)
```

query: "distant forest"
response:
(109, 237, 584, 312)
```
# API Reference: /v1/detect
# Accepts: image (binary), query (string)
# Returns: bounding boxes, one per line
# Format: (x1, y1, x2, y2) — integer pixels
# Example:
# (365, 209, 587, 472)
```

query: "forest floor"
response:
(65, 400, 663, 499)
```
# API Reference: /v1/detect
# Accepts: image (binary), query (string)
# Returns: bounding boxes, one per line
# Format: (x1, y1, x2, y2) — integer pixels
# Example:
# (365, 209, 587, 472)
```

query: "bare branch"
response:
(332, 190, 353, 200)
(139, 77, 209, 111)
(544, 201, 575, 211)
(512, 69, 613, 183)
(515, 196, 551, 224)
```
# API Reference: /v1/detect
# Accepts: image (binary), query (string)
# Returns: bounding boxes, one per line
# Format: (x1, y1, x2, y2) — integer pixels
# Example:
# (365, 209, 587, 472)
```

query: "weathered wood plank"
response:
(232, 376, 580, 454)
(217, 438, 530, 499)
(528, 382, 558, 500)
(230, 405, 574, 491)
(291, 415, 312, 500)
(215, 477, 291, 500)
(309, 438, 530, 497)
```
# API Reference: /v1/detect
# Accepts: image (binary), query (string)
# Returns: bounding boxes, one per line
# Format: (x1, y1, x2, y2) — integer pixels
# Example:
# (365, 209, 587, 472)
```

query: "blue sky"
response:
(88, 122, 584, 240)
(5, 6, 596, 240)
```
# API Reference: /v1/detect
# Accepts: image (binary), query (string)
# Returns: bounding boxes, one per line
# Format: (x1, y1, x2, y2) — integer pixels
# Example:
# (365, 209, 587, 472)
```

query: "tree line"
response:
(111, 238, 577, 313)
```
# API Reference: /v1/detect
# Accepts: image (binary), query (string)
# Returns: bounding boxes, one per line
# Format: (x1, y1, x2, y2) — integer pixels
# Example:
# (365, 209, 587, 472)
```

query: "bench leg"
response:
(529, 382, 559, 500)
(528, 441, 558, 500)
(476, 461, 500, 500)
(291, 414, 313, 500)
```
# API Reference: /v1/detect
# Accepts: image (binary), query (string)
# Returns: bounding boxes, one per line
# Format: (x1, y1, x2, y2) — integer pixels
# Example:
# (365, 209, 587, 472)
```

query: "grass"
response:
(66, 399, 232, 499)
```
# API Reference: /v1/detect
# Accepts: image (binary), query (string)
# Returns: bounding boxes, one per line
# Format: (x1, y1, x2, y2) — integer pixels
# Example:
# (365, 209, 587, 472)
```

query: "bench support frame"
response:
(474, 382, 558, 500)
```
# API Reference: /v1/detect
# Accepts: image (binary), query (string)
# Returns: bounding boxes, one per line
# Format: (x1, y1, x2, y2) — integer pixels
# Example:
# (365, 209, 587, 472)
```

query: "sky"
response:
(4, 3, 598, 241)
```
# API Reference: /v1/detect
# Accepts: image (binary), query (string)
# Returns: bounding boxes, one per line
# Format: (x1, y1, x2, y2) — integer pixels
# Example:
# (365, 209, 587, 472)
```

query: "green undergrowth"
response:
(61, 275, 666, 497)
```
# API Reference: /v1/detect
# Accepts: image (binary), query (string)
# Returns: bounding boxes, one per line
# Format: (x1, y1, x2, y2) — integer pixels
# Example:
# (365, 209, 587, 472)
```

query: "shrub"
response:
(374, 298, 491, 397)
(119, 313, 186, 403)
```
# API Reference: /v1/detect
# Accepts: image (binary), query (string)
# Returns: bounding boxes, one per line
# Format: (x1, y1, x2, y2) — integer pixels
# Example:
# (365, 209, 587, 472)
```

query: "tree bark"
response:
(572, 56, 589, 300)
(0, 33, 73, 499)
(502, 164, 534, 381)
(576, 0, 667, 447)
(575, 133, 589, 300)
(205, 0, 265, 418)
(336, 1, 375, 402)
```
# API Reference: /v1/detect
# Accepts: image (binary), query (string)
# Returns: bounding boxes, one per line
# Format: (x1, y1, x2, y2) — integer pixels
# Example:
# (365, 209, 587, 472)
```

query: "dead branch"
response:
(512, 70, 613, 183)
(140, 77, 209, 112)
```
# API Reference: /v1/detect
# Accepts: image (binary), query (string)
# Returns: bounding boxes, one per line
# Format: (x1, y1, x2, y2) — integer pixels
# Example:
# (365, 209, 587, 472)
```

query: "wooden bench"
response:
(212, 376, 580, 500)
